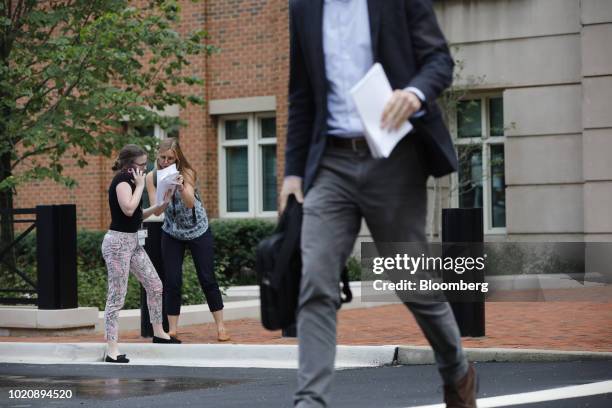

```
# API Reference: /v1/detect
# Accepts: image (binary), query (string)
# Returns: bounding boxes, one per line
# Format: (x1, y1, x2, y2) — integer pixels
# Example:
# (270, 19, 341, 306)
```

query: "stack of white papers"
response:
(155, 163, 179, 205)
(350, 63, 413, 158)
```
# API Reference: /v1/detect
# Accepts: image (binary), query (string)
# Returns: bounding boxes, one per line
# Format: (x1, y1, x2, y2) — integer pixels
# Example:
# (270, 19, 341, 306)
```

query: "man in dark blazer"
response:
(280, 1, 477, 407)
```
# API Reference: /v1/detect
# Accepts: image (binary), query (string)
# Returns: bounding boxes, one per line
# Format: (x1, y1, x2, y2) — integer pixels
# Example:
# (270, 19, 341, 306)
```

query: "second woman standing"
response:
(146, 138, 230, 342)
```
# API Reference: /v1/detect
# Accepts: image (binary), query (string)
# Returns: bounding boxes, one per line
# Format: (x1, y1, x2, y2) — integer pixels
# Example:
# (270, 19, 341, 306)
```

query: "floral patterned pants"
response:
(102, 230, 163, 342)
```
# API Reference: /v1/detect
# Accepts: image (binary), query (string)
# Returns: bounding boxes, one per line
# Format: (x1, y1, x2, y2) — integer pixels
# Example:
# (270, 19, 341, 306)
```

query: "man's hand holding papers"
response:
(350, 63, 414, 158)
(381, 89, 422, 131)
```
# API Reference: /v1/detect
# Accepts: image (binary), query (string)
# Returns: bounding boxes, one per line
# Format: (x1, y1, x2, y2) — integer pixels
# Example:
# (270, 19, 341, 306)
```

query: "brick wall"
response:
(13, 0, 290, 230)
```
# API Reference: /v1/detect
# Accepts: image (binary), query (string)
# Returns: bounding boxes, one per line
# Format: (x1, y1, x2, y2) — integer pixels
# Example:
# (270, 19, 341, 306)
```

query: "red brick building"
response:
(17, 1, 610, 242)
(15, 0, 290, 230)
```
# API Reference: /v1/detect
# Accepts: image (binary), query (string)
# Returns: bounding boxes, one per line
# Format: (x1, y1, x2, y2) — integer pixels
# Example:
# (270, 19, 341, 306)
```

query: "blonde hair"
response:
(157, 137, 196, 181)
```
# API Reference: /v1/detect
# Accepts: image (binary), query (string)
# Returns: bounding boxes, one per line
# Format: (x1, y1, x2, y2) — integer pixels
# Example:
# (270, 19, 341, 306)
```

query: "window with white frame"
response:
(454, 95, 506, 232)
(124, 105, 181, 140)
(219, 113, 277, 217)
(133, 123, 179, 139)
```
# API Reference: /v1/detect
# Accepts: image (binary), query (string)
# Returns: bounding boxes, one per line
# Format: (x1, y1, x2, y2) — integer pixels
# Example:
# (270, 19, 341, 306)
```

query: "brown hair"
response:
(157, 137, 197, 181)
(112, 144, 147, 172)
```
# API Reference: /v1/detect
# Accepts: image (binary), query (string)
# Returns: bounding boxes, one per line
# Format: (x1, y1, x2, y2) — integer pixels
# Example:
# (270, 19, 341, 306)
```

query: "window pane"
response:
(261, 145, 277, 211)
(135, 125, 155, 138)
(225, 119, 248, 140)
(166, 123, 180, 139)
(489, 97, 504, 137)
(260, 117, 276, 139)
(490, 144, 506, 228)
(226, 146, 249, 212)
(458, 145, 483, 209)
(457, 100, 482, 139)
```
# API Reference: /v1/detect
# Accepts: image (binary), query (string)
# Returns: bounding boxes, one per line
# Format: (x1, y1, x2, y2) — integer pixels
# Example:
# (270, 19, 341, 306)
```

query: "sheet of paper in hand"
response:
(155, 163, 179, 205)
(350, 63, 413, 158)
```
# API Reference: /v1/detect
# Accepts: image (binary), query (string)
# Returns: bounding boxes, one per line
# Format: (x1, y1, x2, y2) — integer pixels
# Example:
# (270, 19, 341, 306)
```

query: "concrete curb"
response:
(395, 346, 612, 365)
(0, 343, 396, 369)
(1, 343, 610, 369)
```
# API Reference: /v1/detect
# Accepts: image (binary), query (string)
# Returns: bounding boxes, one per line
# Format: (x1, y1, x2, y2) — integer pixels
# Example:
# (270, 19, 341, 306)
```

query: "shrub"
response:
(76, 230, 106, 270)
(2, 219, 276, 308)
(0, 232, 37, 297)
(209, 218, 276, 285)
(75, 230, 234, 309)
(78, 263, 141, 310)
(77, 254, 216, 310)
(346, 256, 362, 281)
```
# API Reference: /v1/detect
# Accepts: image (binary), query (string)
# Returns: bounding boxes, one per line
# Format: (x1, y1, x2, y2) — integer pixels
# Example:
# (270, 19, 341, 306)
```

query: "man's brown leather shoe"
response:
(444, 363, 477, 408)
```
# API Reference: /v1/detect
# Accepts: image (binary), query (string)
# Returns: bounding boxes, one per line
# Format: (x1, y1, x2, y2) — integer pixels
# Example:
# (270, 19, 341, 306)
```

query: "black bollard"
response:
(140, 220, 169, 337)
(442, 208, 485, 337)
(36, 205, 78, 310)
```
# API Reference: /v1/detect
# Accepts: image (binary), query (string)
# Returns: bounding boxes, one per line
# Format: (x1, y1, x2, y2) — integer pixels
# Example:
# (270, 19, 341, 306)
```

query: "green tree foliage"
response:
(0, 0, 213, 257)
(0, 0, 211, 191)
(0, 0, 212, 190)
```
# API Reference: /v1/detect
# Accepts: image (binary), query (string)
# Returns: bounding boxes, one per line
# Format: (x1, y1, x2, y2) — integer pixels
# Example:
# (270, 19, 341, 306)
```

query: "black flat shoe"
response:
(152, 336, 181, 344)
(105, 354, 129, 363)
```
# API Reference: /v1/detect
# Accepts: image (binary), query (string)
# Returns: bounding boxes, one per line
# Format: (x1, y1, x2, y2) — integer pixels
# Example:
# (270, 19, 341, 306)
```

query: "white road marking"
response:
(407, 379, 612, 408)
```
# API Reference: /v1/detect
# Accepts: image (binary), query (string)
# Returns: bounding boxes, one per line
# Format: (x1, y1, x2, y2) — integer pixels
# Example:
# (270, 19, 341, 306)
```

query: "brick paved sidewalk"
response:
(2, 292, 611, 352)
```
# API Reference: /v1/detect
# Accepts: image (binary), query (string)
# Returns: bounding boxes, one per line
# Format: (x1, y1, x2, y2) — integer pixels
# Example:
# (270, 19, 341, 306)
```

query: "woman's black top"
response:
(108, 171, 142, 233)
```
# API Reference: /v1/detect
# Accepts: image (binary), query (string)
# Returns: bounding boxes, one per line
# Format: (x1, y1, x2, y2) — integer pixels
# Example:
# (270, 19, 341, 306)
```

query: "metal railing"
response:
(0, 208, 37, 305)
(0, 205, 77, 309)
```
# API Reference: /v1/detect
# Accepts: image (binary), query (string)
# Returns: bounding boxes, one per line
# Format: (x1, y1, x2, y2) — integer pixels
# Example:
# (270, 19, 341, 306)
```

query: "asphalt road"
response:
(0, 361, 611, 408)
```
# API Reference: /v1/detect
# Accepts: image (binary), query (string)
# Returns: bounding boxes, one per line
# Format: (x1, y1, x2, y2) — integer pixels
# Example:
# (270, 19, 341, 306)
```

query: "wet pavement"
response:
(0, 373, 243, 400)
(1, 361, 611, 407)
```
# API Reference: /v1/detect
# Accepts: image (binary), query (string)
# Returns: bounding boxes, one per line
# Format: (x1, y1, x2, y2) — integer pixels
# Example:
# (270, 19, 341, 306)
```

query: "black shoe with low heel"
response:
(105, 354, 129, 363)
(152, 336, 182, 344)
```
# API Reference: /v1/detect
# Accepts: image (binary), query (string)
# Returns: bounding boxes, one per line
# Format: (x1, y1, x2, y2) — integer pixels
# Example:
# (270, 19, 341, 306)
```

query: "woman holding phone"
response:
(102, 144, 179, 364)
(146, 138, 229, 342)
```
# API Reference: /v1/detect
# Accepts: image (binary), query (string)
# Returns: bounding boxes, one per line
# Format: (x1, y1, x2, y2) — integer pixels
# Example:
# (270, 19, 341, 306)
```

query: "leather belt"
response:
(326, 136, 369, 152)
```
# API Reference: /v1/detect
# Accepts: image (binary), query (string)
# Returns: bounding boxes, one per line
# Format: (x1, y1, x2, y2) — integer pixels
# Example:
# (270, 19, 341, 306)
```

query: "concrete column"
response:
(581, 0, 612, 242)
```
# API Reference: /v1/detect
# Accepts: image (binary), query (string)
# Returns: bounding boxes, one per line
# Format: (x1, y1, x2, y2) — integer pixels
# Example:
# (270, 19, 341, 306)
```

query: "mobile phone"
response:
(124, 166, 139, 177)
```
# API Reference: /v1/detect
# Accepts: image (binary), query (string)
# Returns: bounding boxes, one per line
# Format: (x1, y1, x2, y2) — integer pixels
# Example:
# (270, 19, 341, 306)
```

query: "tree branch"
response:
(11, 143, 60, 170)
(18, 74, 61, 114)
(51, 46, 92, 106)
(3, 1, 12, 19)
(11, 0, 30, 31)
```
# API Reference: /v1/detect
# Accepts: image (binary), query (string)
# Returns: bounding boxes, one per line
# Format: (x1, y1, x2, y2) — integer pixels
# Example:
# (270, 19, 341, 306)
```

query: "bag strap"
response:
(271, 194, 294, 237)
(191, 189, 202, 224)
(270, 195, 301, 289)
